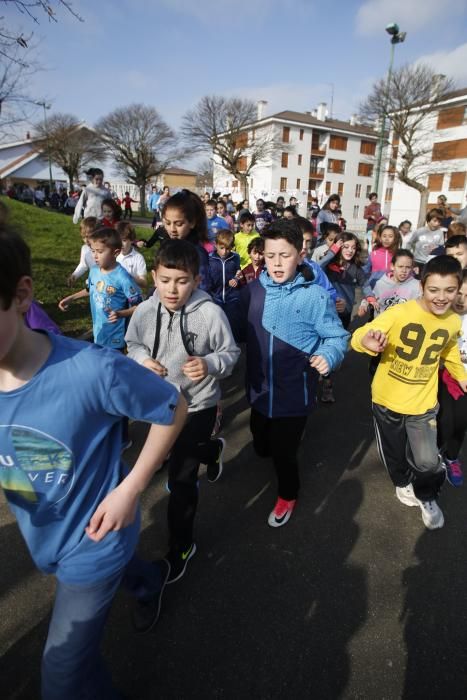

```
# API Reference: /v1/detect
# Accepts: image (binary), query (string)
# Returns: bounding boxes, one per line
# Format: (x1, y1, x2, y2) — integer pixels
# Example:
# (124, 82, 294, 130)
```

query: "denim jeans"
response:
(41, 556, 163, 700)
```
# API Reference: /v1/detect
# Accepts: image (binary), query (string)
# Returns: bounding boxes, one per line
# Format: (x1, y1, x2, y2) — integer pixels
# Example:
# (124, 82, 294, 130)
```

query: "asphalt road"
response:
(1, 345, 467, 699)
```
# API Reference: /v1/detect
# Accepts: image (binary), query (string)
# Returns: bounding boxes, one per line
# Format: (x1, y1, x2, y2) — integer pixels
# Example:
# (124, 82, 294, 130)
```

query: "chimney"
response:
(311, 109, 318, 118)
(305, 111, 311, 115)
(349, 114, 359, 126)
(256, 100, 268, 120)
(26, 131, 30, 139)
(430, 74, 446, 100)
(316, 102, 327, 121)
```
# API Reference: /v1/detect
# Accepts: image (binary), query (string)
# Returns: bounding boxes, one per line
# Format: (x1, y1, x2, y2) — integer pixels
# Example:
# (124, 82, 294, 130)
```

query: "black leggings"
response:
(438, 381, 467, 460)
(250, 408, 307, 500)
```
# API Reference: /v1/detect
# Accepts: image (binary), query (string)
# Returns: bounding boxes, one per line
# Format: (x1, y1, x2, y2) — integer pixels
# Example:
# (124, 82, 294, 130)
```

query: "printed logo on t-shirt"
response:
(0, 425, 74, 506)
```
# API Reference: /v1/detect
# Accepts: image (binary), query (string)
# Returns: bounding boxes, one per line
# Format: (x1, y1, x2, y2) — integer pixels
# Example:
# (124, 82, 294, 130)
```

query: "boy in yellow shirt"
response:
(352, 256, 467, 530)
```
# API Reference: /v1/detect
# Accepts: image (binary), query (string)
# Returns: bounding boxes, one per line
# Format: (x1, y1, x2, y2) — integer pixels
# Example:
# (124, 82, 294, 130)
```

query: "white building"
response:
(212, 103, 380, 231)
(381, 87, 467, 226)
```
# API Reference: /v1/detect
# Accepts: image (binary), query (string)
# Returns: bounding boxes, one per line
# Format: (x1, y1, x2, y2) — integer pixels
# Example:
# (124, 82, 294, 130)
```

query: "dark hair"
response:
(334, 232, 362, 267)
(421, 255, 462, 287)
(276, 196, 285, 204)
(154, 239, 200, 277)
(85, 167, 104, 179)
(102, 198, 121, 221)
(162, 189, 208, 243)
(256, 198, 264, 206)
(368, 192, 378, 200)
(322, 194, 340, 210)
(295, 216, 314, 235)
(206, 199, 217, 208)
(445, 235, 467, 250)
(426, 208, 443, 223)
(284, 205, 298, 217)
(323, 223, 341, 237)
(89, 227, 122, 251)
(239, 212, 255, 226)
(447, 223, 467, 239)
(399, 220, 412, 229)
(392, 249, 414, 264)
(0, 228, 32, 310)
(374, 225, 401, 252)
(216, 230, 234, 246)
(115, 221, 136, 241)
(247, 236, 264, 254)
(262, 218, 303, 253)
(462, 269, 467, 284)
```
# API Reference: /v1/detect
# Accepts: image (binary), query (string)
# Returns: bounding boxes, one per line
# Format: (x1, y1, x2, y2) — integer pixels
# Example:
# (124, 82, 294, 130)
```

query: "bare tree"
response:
(34, 112, 105, 189)
(195, 157, 213, 192)
(96, 104, 177, 214)
(181, 96, 280, 199)
(360, 63, 455, 225)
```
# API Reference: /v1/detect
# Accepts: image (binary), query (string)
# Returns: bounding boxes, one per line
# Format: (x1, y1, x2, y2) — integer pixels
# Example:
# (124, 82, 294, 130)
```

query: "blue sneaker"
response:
(445, 457, 464, 487)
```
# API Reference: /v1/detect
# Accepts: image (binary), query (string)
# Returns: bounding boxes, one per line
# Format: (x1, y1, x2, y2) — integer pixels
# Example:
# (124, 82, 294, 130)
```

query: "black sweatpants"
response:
(438, 381, 467, 460)
(167, 406, 218, 552)
(250, 408, 307, 501)
(372, 402, 445, 502)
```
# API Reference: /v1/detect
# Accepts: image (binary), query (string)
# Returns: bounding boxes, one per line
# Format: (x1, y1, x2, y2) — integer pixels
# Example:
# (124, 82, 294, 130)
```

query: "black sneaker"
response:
(206, 438, 226, 483)
(166, 543, 197, 584)
(131, 559, 171, 634)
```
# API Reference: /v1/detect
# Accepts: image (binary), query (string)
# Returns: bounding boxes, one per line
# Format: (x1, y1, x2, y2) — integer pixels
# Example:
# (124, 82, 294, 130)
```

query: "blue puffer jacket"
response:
(208, 251, 241, 305)
(242, 271, 350, 417)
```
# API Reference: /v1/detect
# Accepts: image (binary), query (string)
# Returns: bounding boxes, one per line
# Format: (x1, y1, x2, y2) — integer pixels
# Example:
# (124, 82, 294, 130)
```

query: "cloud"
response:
(415, 42, 467, 85)
(356, 0, 466, 35)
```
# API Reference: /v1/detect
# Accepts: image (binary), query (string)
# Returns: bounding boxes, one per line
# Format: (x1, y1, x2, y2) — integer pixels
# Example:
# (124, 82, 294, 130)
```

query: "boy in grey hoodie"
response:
(126, 240, 240, 582)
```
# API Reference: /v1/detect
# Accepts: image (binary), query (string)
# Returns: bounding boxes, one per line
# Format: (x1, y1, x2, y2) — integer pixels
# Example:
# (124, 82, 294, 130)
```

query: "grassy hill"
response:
(2, 197, 153, 337)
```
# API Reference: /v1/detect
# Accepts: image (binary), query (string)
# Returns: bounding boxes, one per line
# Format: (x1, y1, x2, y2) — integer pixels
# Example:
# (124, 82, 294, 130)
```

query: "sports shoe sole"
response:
(268, 508, 294, 528)
(167, 543, 197, 584)
(420, 504, 445, 530)
(207, 438, 226, 483)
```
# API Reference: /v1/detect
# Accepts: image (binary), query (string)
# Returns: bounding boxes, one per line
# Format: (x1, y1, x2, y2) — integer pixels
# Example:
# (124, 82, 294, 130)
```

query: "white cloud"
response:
(416, 42, 467, 85)
(356, 0, 466, 35)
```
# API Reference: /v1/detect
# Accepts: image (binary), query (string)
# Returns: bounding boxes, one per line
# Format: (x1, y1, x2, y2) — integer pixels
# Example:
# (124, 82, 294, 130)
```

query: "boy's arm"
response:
(108, 305, 138, 322)
(351, 309, 395, 355)
(441, 335, 467, 385)
(308, 294, 350, 372)
(186, 306, 241, 380)
(86, 395, 187, 542)
(58, 287, 89, 311)
(317, 241, 341, 268)
(125, 306, 153, 365)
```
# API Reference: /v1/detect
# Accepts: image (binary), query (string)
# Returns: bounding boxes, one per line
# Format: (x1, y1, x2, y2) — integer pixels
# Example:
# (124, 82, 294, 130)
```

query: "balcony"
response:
(311, 146, 327, 157)
(309, 167, 325, 179)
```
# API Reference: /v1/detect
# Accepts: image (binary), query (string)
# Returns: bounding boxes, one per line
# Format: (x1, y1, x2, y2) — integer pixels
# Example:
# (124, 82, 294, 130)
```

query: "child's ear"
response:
(298, 249, 306, 262)
(15, 275, 34, 313)
(113, 248, 121, 258)
(193, 274, 201, 289)
(151, 270, 157, 286)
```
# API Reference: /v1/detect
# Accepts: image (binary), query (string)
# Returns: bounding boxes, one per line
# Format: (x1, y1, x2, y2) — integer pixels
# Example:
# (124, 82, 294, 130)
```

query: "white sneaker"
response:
(419, 500, 444, 530)
(396, 483, 419, 507)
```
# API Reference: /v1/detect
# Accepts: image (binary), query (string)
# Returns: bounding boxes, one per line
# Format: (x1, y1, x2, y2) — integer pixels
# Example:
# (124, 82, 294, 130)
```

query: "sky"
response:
(4, 0, 467, 169)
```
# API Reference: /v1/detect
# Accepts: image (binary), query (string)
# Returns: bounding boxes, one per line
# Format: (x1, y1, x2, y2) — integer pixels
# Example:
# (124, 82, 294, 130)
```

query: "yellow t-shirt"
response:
(235, 231, 260, 268)
(351, 299, 466, 415)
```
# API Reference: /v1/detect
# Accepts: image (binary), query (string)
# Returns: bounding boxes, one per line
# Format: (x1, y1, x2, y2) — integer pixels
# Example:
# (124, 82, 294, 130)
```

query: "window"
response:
(296, 178, 301, 189)
(328, 158, 345, 174)
(281, 152, 289, 168)
(329, 135, 348, 151)
(325, 181, 331, 195)
(432, 139, 467, 161)
(358, 162, 374, 177)
(355, 183, 362, 198)
(353, 205, 360, 219)
(366, 185, 372, 197)
(360, 140, 376, 155)
(311, 131, 322, 151)
(437, 106, 465, 130)
(449, 172, 466, 190)
(282, 126, 290, 143)
(235, 132, 248, 148)
(237, 156, 247, 171)
(338, 182, 344, 196)
(385, 187, 393, 202)
(298, 154, 303, 166)
(280, 177, 288, 191)
(427, 174, 444, 190)
(299, 128, 304, 141)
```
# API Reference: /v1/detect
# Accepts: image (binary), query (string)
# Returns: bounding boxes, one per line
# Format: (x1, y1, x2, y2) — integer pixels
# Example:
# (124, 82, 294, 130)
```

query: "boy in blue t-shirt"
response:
(0, 230, 187, 698)
(205, 198, 230, 243)
(58, 226, 142, 349)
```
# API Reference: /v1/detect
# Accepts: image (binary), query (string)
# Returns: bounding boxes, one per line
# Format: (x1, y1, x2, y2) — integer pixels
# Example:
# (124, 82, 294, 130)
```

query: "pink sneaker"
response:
(445, 458, 464, 487)
(268, 497, 296, 528)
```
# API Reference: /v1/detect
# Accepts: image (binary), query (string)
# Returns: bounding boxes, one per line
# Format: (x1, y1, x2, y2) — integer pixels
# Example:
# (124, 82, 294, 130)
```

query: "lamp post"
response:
(373, 23, 406, 198)
(34, 100, 53, 192)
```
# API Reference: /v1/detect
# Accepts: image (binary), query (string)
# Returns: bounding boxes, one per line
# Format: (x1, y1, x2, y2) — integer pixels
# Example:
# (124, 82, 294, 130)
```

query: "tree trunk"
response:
(240, 174, 249, 201)
(417, 188, 429, 228)
(139, 184, 146, 215)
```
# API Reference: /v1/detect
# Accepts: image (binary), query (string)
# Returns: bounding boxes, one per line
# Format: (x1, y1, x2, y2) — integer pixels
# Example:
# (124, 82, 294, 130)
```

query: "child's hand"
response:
(309, 355, 330, 375)
(362, 329, 388, 353)
(58, 297, 71, 312)
(86, 483, 139, 543)
(357, 301, 368, 317)
(143, 358, 168, 377)
(66, 275, 75, 288)
(182, 357, 208, 381)
(136, 240, 146, 249)
(107, 309, 120, 323)
(335, 298, 346, 313)
(228, 278, 238, 288)
(459, 379, 467, 393)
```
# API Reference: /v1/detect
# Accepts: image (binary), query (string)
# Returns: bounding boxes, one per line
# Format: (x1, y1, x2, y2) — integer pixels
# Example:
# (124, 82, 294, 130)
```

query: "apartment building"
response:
(212, 103, 380, 230)
(381, 87, 467, 225)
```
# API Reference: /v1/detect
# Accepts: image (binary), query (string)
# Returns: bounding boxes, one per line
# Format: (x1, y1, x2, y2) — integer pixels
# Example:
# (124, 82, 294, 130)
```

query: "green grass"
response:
(3, 197, 154, 337)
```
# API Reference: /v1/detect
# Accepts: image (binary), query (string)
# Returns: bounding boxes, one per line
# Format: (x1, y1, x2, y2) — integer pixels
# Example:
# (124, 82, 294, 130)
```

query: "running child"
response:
(253, 198, 273, 233)
(235, 212, 260, 267)
(72, 168, 110, 224)
(410, 208, 445, 272)
(237, 237, 264, 285)
(445, 234, 467, 269)
(126, 240, 240, 581)
(208, 230, 242, 339)
(372, 250, 420, 315)
(100, 197, 121, 228)
(312, 223, 340, 263)
(122, 191, 137, 219)
(351, 255, 467, 530)
(66, 216, 98, 286)
(0, 228, 187, 697)
(364, 225, 401, 288)
(205, 198, 230, 244)
(116, 221, 148, 288)
(240, 218, 349, 527)
(399, 220, 413, 247)
(216, 200, 235, 231)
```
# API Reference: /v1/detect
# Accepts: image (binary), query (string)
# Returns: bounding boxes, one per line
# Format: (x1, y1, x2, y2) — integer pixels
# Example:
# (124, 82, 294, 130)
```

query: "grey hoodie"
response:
(125, 289, 240, 412)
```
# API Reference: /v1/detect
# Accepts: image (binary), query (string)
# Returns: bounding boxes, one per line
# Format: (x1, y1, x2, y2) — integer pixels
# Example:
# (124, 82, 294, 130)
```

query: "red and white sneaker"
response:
(268, 497, 296, 528)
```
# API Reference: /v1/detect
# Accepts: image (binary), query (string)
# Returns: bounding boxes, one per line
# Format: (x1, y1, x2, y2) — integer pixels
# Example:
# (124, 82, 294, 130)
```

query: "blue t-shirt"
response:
(0, 333, 179, 584)
(206, 215, 230, 242)
(88, 263, 142, 348)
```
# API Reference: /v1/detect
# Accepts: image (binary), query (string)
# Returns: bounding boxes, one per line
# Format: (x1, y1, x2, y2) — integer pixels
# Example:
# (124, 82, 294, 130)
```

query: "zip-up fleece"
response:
(243, 271, 350, 417)
(126, 289, 240, 412)
(208, 251, 241, 304)
(319, 246, 374, 313)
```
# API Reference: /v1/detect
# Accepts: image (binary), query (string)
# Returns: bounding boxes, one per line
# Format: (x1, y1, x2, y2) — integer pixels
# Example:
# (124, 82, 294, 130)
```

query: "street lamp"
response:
(34, 100, 53, 192)
(373, 23, 406, 198)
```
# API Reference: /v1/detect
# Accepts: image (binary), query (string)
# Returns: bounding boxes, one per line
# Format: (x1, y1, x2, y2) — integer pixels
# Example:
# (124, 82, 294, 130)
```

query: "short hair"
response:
(256, 198, 264, 205)
(323, 223, 341, 237)
(426, 208, 443, 223)
(447, 222, 467, 239)
(0, 228, 32, 310)
(283, 205, 298, 217)
(262, 218, 303, 253)
(80, 216, 98, 233)
(421, 255, 462, 287)
(392, 249, 414, 264)
(368, 192, 378, 199)
(399, 219, 412, 229)
(115, 221, 136, 241)
(206, 199, 217, 208)
(239, 212, 255, 226)
(445, 235, 467, 251)
(295, 216, 314, 235)
(216, 230, 234, 246)
(247, 237, 264, 254)
(154, 239, 199, 277)
(89, 227, 122, 251)
(86, 167, 104, 179)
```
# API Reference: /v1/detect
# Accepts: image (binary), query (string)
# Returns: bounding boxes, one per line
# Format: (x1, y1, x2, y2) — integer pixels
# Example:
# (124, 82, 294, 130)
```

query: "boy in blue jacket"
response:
(241, 218, 350, 526)
(208, 229, 241, 340)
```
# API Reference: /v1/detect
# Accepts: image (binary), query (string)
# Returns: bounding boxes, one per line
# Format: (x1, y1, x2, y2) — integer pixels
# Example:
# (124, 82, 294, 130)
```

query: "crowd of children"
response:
(3, 177, 467, 698)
